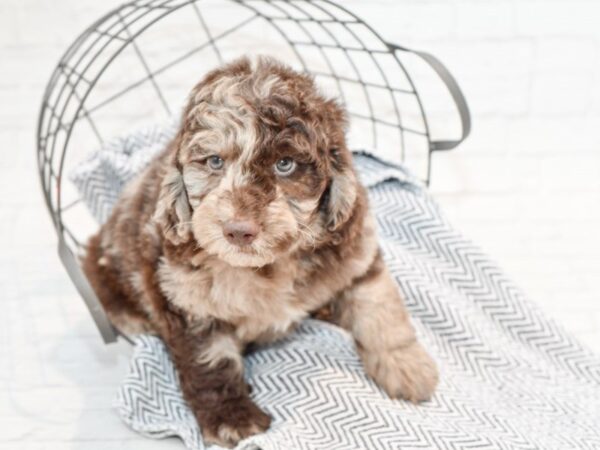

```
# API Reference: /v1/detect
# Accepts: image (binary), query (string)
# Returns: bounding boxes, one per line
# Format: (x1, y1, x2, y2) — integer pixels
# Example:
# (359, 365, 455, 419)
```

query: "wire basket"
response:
(36, 0, 470, 343)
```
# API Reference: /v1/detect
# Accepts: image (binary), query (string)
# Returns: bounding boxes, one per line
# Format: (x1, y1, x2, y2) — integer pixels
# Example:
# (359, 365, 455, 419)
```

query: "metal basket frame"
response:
(36, 0, 470, 344)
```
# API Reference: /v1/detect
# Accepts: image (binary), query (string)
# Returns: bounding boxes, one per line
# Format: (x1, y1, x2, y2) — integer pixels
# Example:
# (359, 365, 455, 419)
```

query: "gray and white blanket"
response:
(71, 125, 600, 450)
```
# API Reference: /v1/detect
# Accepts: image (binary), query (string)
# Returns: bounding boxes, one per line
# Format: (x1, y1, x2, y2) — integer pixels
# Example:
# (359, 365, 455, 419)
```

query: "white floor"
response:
(1, 1, 599, 449)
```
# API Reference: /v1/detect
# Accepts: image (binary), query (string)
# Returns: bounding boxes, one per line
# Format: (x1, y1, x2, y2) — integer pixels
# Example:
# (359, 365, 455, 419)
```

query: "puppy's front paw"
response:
(199, 397, 271, 448)
(360, 341, 438, 403)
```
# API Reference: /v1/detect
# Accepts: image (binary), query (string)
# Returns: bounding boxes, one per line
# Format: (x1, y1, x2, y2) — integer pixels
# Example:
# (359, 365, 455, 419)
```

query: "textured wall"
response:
(343, 0, 600, 351)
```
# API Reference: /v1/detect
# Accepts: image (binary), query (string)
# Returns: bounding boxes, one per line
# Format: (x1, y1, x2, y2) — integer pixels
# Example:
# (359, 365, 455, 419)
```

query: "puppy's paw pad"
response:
(362, 342, 438, 403)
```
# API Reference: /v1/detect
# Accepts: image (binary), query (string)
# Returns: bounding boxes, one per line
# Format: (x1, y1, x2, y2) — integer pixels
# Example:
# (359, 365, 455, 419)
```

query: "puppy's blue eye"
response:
(207, 155, 224, 170)
(274, 157, 296, 176)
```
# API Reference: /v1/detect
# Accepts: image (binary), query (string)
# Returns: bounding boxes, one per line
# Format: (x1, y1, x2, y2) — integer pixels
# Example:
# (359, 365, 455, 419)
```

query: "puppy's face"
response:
(155, 57, 358, 268)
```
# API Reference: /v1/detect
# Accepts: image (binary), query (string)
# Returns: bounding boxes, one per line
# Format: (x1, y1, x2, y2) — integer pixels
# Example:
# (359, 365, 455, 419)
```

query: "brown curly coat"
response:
(83, 56, 438, 448)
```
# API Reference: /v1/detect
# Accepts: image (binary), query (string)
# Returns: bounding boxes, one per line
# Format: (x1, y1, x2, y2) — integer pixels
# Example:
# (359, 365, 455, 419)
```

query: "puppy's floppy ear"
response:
(154, 157, 193, 245)
(326, 147, 358, 231)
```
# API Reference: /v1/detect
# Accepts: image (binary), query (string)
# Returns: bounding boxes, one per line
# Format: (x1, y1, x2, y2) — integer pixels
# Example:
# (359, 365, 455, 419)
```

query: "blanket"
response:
(71, 124, 600, 450)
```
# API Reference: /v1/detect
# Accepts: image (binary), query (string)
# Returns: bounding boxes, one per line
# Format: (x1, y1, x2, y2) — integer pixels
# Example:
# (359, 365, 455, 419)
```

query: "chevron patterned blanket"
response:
(71, 125, 600, 450)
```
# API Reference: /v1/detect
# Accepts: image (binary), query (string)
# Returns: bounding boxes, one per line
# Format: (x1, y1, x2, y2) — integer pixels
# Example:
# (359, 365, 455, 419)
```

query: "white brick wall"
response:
(1, 1, 599, 447)
(342, 0, 600, 353)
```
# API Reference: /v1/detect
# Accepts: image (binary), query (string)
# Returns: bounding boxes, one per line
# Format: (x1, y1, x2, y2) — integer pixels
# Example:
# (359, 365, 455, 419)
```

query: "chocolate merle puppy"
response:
(83, 56, 438, 448)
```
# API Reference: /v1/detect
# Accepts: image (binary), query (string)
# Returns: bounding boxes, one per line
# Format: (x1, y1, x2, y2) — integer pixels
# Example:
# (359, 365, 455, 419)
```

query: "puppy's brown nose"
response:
(223, 220, 259, 246)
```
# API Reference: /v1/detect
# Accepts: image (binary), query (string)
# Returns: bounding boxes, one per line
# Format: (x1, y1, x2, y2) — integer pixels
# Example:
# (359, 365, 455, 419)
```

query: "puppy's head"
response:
(155, 56, 359, 268)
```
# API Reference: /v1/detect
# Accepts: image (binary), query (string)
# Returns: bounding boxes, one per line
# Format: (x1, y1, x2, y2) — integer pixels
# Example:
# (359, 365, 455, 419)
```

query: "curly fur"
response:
(82, 56, 438, 448)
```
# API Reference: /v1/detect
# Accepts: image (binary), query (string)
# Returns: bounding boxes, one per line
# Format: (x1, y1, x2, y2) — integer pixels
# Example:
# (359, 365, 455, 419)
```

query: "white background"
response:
(1, 0, 599, 448)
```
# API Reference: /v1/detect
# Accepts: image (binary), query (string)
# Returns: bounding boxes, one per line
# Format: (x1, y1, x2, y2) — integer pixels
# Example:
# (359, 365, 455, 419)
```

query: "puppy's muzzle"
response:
(223, 220, 260, 246)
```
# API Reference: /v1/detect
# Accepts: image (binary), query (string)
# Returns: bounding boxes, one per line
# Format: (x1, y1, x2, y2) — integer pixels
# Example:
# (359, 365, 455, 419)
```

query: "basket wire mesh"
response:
(36, 0, 470, 343)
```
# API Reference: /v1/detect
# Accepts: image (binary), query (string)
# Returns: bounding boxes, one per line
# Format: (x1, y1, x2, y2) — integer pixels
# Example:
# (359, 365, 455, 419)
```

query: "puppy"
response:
(83, 56, 438, 448)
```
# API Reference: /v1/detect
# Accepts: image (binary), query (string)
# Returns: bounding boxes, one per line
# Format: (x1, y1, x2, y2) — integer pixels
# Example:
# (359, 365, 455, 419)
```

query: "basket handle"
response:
(389, 43, 471, 152)
(58, 238, 119, 344)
